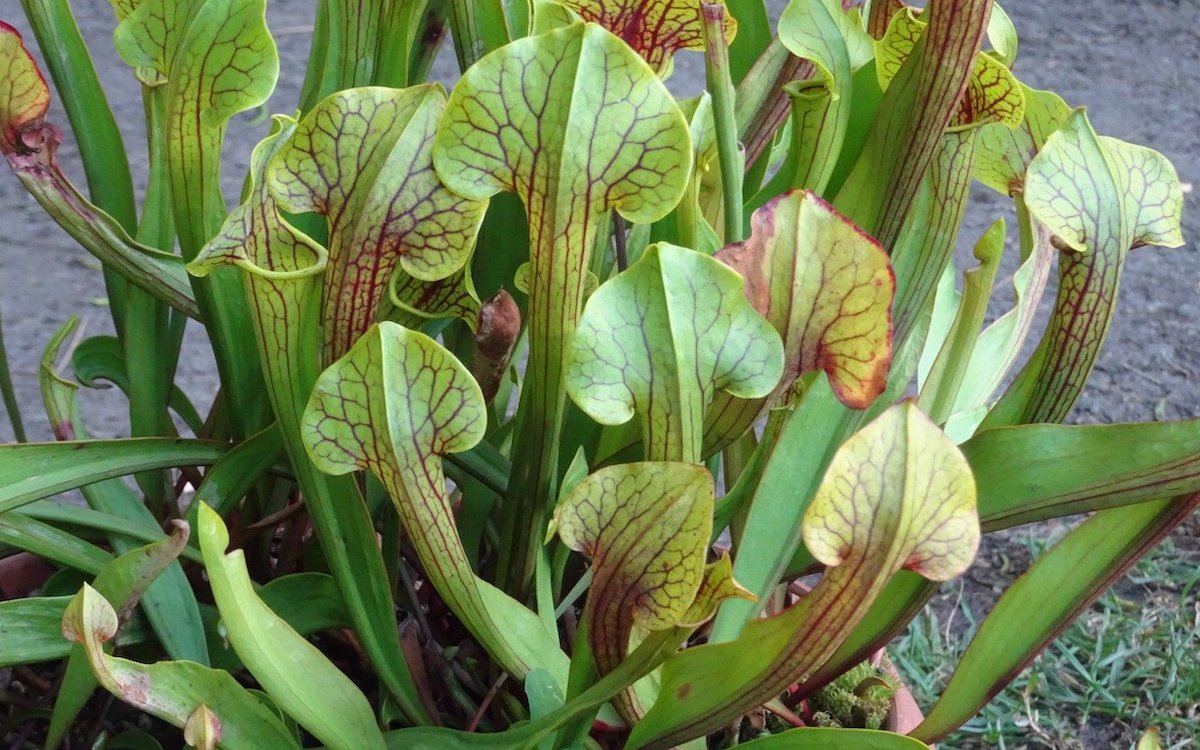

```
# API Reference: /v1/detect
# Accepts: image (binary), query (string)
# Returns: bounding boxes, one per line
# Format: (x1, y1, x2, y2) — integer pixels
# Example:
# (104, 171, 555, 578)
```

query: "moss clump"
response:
(807, 661, 898, 730)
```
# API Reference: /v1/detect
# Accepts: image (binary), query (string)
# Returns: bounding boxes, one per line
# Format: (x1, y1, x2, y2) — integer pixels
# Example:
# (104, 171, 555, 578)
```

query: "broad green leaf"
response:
(191, 117, 430, 725)
(268, 85, 486, 362)
(302, 322, 568, 684)
(0, 440, 223, 514)
(736, 728, 930, 749)
(114, 0, 279, 437)
(48, 523, 192, 749)
(912, 492, 1200, 742)
(986, 110, 1185, 425)
(0, 596, 150, 668)
(0, 511, 112, 573)
(434, 22, 691, 593)
(628, 403, 978, 749)
(834, 0, 994, 248)
(258, 573, 352, 634)
(63, 585, 301, 750)
(553, 462, 714, 717)
(567, 243, 782, 464)
(557, 0, 736, 74)
(964, 418, 1200, 530)
(198, 504, 385, 750)
(705, 191, 893, 454)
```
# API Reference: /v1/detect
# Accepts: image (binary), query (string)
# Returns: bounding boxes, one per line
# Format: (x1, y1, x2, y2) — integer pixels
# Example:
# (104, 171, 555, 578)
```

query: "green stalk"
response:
(19, 0, 136, 325)
(918, 219, 1004, 424)
(0, 306, 25, 442)
(297, 0, 332, 113)
(126, 87, 180, 511)
(701, 2, 743, 244)
(445, 0, 510, 71)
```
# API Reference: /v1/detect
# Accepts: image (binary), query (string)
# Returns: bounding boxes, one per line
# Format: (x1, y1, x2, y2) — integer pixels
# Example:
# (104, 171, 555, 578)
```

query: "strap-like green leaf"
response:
(0, 595, 150, 668)
(912, 492, 1200, 742)
(629, 403, 978, 749)
(198, 504, 385, 750)
(567, 243, 782, 464)
(37, 319, 211, 665)
(434, 21, 692, 594)
(63, 585, 301, 750)
(736, 727, 930, 749)
(0, 440, 223, 514)
(965, 418, 1200, 530)
(302, 322, 569, 684)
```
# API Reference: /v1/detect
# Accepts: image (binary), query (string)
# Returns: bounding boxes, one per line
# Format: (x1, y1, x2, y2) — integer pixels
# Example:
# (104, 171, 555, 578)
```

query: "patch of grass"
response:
(891, 535, 1200, 749)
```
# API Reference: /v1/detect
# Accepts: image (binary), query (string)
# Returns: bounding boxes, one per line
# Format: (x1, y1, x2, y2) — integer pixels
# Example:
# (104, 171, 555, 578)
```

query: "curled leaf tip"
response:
(804, 401, 980, 581)
(569, 242, 783, 462)
(184, 705, 222, 750)
(62, 584, 118, 647)
(705, 190, 893, 453)
(0, 20, 50, 156)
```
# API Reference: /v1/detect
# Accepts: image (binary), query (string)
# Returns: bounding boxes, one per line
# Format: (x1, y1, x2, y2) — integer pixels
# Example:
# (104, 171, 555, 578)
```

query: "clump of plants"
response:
(0, 0, 1194, 748)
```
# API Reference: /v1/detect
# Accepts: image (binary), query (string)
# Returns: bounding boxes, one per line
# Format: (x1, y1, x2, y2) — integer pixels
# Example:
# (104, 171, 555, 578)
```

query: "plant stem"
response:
(0, 306, 25, 442)
(702, 2, 744, 244)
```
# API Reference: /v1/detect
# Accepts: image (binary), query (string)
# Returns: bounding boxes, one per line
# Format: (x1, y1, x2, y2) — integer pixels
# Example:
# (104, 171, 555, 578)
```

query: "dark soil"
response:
(0, 0, 1197, 748)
